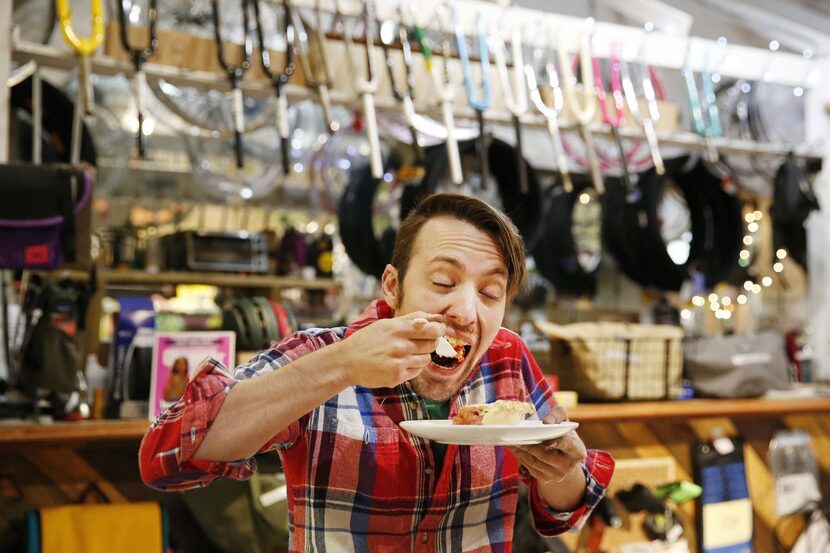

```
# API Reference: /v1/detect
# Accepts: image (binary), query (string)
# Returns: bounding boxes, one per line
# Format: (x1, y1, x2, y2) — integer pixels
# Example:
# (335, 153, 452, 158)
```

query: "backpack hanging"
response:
(0, 164, 93, 271)
(18, 274, 93, 415)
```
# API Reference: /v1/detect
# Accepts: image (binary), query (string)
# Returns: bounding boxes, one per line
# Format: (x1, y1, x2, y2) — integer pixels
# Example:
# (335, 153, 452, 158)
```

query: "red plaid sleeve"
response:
(525, 450, 616, 535)
(514, 335, 615, 535)
(138, 357, 298, 491)
(139, 328, 344, 492)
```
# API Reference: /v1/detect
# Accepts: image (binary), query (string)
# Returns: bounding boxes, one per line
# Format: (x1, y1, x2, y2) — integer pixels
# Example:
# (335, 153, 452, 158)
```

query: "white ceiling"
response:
(515, 0, 830, 56)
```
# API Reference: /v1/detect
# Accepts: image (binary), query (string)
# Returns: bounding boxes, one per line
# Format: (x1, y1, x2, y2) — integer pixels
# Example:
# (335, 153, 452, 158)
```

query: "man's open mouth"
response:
(431, 336, 472, 369)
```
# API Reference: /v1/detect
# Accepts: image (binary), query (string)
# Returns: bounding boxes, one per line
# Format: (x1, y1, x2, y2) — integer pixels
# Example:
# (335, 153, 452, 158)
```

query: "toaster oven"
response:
(162, 231, 269, 273)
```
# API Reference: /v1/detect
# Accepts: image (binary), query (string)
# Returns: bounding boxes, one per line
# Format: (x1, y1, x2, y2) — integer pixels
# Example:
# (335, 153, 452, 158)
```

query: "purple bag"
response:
(0, 164, 92, 270)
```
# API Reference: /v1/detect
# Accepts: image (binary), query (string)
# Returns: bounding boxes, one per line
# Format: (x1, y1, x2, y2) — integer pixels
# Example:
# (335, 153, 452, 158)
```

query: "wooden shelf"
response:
(570, 397, 830, 423)
(99, 269, 337, 290)
(2, 398, 829, 446)
(0, 419, 150, 446)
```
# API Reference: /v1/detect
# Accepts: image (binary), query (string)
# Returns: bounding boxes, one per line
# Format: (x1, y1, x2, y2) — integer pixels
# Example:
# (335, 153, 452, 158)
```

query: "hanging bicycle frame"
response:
(454, 9, 491, 188)
(114, 0, 158, 159)
(254, 0, 296, 175)
(211, 0, 254, 168)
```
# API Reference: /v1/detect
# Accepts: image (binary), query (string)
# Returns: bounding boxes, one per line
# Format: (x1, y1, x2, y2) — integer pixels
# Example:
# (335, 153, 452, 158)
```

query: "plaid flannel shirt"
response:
(140, 299, 614, 552)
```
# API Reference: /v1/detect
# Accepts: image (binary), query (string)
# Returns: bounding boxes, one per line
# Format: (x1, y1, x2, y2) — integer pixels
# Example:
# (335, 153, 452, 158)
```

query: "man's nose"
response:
(446, 285, 476, 327)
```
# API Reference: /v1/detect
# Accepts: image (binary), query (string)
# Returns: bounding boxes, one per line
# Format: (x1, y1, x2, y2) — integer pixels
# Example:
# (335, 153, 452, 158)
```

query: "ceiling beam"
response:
(597, 0, 692, 36)
(696, 0, 830, 55)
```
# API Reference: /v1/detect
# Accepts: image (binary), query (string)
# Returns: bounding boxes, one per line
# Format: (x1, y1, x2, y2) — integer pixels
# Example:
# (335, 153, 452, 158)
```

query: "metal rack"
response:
(0, 1, 11, 164)
(306, 0, 819, 87)
(7, 35, 824, 163)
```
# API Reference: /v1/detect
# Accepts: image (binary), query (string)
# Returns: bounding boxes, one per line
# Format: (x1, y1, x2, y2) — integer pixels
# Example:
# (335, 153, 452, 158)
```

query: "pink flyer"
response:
(149, 331, 235, 419)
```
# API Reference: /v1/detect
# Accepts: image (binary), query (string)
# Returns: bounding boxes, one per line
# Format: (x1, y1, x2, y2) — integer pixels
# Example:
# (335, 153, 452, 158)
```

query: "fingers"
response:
(393, 353, 430, 381)
(541, 433, 586, 461)
(405, 312, 446, 325)
(510, 447, 571, 483)
(404, 354, 431, 372)
(544, 405, 569, 425)
(411, 338, 441, 354)
(398, 313, 448, 340)
(411, 353, 432, 367)
(402, 319, 446, 340)
(510, 433, 587, 482)
(411, 317, 429, 329)
(514, 444, 563, 466)
(391, 338, 441, 357)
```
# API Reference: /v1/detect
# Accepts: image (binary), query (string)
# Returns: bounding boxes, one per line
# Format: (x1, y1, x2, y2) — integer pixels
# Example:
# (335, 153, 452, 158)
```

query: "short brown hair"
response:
(391, 193, 527, 301)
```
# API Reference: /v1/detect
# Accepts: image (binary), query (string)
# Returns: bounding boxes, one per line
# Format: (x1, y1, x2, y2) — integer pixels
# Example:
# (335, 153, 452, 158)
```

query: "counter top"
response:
(0, 419, 151, 446)
(570, 397, 830, 422)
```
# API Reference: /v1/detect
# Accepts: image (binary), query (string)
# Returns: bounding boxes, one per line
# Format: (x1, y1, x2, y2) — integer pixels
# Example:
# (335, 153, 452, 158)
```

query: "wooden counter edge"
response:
(570, 397, 830, 422)
(0, 419, 151, 446)
(1, 398, 828, 445)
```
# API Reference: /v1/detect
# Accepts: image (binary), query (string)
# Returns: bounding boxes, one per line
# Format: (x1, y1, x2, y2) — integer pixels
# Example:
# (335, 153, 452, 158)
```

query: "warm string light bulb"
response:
(692, 211, 784, 320)
(735, 208, 782, 297)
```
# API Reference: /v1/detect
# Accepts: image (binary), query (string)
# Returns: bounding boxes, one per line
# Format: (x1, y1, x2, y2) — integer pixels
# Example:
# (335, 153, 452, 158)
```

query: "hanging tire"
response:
(400, 138, 543, 249)
(603, 157, 742, 291)
(532, 175, 604, 296)
(337, 151, 403, 279)
(340, 137, 543, 278)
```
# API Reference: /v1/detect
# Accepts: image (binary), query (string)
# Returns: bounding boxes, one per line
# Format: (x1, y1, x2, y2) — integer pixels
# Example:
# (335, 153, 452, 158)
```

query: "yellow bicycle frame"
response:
(56, 0, 104, 56)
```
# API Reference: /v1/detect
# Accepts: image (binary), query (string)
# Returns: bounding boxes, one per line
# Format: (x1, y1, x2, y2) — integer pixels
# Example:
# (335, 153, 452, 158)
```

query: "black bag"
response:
(19, 276, 92, 402)
(0, 164, 92, 270)
(772, 157, 820, 269)
(772, 157, 820, 226)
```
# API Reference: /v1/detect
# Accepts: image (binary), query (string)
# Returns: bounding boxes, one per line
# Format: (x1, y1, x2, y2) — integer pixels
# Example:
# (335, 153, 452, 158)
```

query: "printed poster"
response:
(149, 331, 235, 419)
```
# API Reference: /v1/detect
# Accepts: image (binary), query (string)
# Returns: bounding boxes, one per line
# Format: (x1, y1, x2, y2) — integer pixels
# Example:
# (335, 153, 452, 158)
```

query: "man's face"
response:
(382, 217, 509, 401)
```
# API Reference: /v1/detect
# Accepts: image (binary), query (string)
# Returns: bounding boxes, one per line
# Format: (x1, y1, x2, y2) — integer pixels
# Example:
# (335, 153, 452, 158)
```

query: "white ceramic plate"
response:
(399, 420, 579, 446)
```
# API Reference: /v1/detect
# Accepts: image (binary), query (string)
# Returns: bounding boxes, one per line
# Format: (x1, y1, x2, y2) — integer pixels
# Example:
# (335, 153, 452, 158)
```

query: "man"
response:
(140, 193, 614, 552)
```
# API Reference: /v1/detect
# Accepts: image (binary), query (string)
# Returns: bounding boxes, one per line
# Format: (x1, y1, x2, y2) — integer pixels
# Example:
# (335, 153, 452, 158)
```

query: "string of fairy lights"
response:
(681, 208, 789, 322)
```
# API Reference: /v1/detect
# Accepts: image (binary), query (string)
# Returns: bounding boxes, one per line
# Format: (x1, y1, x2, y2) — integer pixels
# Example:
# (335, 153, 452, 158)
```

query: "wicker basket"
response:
(534, 321, 684, 400)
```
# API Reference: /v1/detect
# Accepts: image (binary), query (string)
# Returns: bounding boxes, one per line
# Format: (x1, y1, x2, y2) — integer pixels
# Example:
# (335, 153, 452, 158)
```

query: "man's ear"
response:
(381, 264, 399, 309)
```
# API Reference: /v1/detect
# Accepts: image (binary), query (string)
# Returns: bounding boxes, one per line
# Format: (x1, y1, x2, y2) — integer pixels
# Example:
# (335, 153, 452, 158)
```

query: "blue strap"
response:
(26, 511, 41, 553)
(161, 503, 170, 552)
(700, 67, 723, 137)
(682, 43, 722, 138)
(453, 10, 490, 111)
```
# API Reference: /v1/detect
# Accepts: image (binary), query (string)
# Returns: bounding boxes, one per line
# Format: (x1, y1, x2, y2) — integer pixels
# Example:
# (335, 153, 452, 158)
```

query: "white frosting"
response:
(480, 400, 535, 425)
(435, 337, 457, 358)
(481, 410, 526, 425)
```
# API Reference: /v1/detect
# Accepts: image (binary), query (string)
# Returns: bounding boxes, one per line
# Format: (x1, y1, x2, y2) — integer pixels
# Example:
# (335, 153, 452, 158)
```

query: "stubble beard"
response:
(410, 359, 478, 401)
